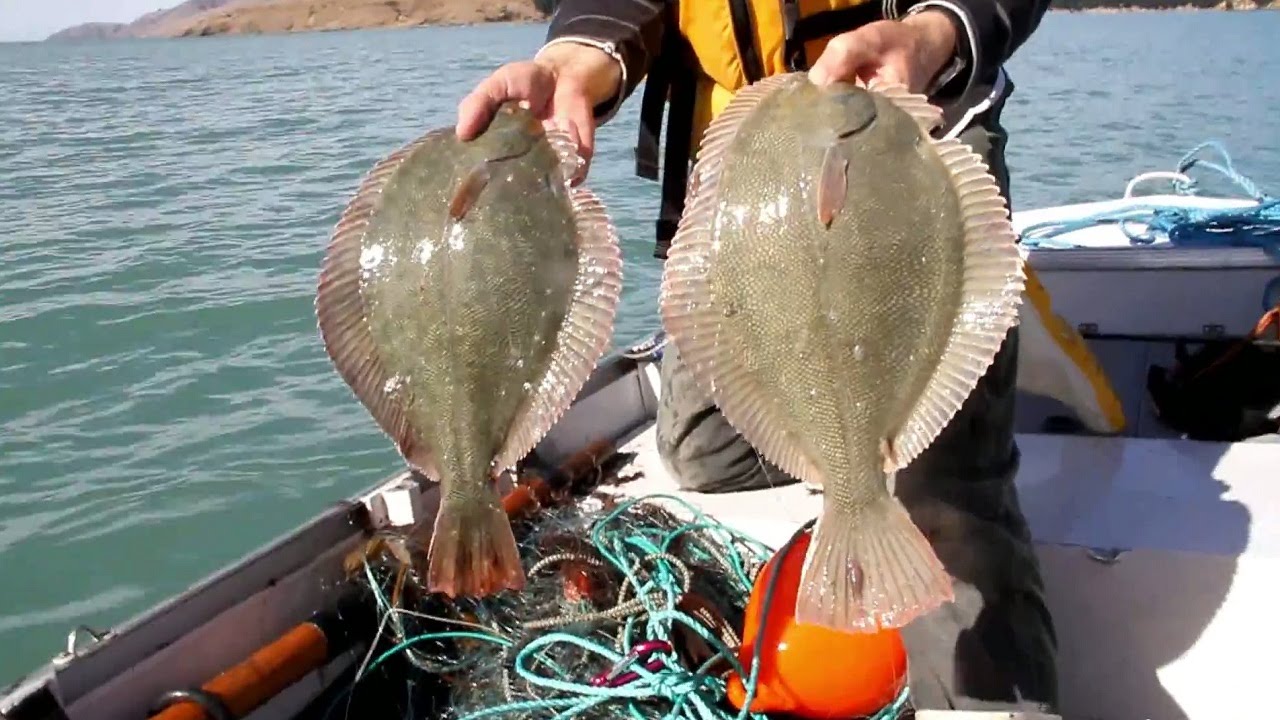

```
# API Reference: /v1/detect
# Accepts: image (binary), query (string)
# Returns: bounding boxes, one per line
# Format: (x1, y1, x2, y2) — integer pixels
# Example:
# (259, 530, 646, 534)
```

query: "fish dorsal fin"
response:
(495, 184, 623, 470)
(544, 126, 586, 184)
(315, 131, 445, 479)
(866, 77, 944, 135)
(691, 73, 798, 191)
(882, 125, 1026, 471)
(660, 72, 825, 486)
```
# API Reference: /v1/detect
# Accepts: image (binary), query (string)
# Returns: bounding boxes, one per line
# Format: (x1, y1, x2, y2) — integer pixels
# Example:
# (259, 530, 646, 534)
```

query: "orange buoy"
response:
(726, 527, 908, 719)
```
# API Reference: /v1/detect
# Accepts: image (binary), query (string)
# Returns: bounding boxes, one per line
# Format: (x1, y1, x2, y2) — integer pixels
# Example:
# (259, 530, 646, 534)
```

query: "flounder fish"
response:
(659, 74, 1025, 632)
(315, 103, 623, 598)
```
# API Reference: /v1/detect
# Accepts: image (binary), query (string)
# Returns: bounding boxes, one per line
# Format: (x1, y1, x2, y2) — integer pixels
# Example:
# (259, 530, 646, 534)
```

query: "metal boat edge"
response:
(0, 342, 663, 720)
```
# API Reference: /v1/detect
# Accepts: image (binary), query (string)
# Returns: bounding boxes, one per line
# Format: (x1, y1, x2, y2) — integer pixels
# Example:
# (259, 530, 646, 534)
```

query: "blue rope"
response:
(1175, 140, 1266, 201)
(338, 494, 915, 720)
(1018, 141, 1280, 259)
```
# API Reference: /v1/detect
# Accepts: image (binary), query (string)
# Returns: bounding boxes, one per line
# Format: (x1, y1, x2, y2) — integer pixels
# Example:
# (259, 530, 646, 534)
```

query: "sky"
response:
(0, 0, 171, 42)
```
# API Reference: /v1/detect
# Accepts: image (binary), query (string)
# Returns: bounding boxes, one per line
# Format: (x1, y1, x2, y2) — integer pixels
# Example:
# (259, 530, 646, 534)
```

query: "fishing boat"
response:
(2, 143, 1277, 720)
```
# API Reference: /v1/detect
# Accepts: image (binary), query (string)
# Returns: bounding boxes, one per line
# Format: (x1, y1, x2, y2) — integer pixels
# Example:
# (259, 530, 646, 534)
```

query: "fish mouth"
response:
(835, 110, 875, 140)
(833, 96, 877, 140)
(497, 102, 546, 137)
(487, 142, 537, 164)
(810, 80, 877, 140)
(484, 107, 543, 163)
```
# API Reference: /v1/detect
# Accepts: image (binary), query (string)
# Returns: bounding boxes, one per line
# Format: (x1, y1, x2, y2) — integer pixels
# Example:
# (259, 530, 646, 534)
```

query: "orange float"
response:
(726, 527, 908, 719)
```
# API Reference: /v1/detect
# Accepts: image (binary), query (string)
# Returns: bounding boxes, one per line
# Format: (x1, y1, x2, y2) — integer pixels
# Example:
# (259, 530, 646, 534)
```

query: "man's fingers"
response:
(456, 62, 554, 140)
(873, 62, 909, 89)
(548, 90, 597, 185)
(807, 27, 886, 86)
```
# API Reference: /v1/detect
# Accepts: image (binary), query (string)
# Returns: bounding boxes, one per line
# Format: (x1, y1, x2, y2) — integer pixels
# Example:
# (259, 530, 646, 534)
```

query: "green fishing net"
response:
(347, 489, 778, 720)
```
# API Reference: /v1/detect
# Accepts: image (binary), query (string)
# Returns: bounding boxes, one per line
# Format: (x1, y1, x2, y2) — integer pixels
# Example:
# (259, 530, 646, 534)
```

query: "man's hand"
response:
(456, 44, 622, 183)
(808, 11, 959, 94)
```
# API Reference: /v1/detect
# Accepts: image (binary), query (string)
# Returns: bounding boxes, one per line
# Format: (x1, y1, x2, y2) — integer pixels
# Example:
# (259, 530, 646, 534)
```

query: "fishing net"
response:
(339, 469, 784, 720)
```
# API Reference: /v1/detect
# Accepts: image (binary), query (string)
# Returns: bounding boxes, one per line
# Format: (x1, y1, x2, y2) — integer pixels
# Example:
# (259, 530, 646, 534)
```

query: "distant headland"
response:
(44, 0, 556, 41)
(44, 0, 1278, 42)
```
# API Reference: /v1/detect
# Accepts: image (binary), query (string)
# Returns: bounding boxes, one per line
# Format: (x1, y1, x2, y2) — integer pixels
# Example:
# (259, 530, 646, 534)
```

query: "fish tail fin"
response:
(426, 495, 525, 598)
(795, 494, 953, 633)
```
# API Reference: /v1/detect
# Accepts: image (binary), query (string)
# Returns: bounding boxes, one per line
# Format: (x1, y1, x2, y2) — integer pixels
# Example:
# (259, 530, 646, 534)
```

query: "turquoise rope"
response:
(1175, 140, 1266, 201)
(345, 494, 914, 720)
(1019, 141, 1280, 259)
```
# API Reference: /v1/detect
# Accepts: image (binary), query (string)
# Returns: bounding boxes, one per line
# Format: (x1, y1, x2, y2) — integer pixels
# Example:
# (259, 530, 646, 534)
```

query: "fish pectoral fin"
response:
(426, 495, 526, 598)
(315, 130, 441, 479)
(817, 145, 848, 228)
(883, 137, 1025, 472)
(795, 495, 954, 633)
(448, 163, 493, 221)
(494, 185, 623, 469)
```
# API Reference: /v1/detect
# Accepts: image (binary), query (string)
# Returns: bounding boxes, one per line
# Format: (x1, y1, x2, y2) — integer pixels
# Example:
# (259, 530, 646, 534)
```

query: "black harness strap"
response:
(637, 8, 699, 260)
(728, 0, 767, 83)
(637, 1, 885, 259)
(783, 2, 886, 71)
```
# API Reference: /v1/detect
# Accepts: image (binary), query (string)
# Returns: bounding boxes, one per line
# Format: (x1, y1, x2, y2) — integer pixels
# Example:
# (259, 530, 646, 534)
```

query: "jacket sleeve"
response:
(899, 0, 1051, 99)
(541, 0, 668, 122)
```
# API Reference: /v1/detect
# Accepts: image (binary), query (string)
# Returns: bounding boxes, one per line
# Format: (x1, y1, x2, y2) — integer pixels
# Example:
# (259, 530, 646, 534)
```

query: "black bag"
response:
(1147, 307, 1280, 442)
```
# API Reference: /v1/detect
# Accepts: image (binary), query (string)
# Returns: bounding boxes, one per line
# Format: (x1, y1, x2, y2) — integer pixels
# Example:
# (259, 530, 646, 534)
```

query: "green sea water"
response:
(1, 12, 1278, 684)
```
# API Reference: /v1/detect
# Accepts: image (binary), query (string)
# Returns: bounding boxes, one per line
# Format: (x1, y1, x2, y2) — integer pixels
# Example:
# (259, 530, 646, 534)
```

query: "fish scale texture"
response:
(704, 86, 965, 506)
(359, 131, 578, 485)
(317, 105, 623, 596)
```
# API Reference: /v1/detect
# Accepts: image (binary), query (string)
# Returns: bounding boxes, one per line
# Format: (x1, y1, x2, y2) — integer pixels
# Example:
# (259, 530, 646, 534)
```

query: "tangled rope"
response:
(336, 493, 911, 720)
(1019, 140, 1280, 259)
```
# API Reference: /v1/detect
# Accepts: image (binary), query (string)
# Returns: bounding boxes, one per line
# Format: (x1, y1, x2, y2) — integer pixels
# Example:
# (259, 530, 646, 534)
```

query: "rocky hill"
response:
(47, 1, 234, 41)
(45, 22, 133, 41)
(47, 0, 553, 40)
(45, 0, 1276, 41)
(173, 0, 548, 37)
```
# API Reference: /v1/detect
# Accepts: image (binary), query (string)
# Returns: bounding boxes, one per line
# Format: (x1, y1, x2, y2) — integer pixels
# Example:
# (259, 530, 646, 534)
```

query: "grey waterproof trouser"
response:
(653, 104, 1060, 715)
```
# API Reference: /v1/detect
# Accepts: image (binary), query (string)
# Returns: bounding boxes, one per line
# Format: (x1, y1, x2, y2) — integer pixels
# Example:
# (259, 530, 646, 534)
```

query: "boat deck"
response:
(610, 426, 822, 549)
(607, 424, 1280, 720)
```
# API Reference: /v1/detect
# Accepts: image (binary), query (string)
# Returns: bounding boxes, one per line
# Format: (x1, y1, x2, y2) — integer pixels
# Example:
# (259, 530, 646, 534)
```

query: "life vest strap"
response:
(782, 2, 886, 71)
(729, 0, 767, 83)
(636, 5, 699, 260)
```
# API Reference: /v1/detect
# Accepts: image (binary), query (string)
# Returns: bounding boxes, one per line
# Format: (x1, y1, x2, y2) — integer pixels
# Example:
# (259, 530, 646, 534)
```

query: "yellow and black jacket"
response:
(545, 0, 1052, 258)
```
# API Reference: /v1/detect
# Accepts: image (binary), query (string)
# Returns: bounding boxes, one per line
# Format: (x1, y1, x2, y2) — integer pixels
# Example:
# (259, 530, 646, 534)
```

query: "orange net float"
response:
(147, 621, 330, 720)
(726, 526, 909, 719)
